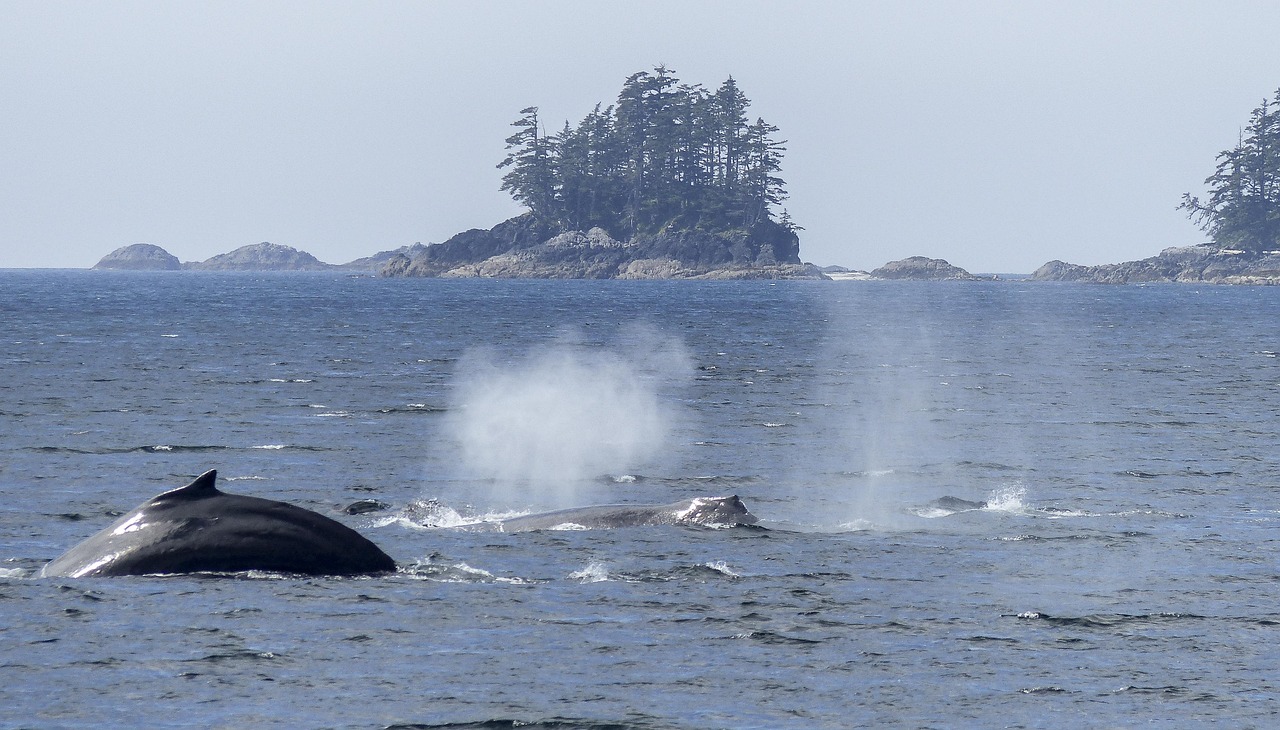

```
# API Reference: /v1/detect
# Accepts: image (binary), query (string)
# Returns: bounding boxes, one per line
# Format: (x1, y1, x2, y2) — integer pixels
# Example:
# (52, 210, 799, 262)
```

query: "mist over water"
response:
(444, 329, 693, 507)
(789, 284, 1043, 530)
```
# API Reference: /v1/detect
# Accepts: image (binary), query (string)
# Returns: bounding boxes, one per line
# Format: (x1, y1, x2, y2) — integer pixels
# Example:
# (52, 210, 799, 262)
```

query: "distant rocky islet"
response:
(93, 241, 414, 273)
(92, 235, 957, 281)
(92, 214, 833, 279)
(92, 225, 1280, 284)
(88, 212, 994, 281)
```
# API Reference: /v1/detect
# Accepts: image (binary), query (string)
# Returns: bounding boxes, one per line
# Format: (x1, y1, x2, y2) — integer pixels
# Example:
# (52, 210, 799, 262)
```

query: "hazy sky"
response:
(4, 1, 1280, 273)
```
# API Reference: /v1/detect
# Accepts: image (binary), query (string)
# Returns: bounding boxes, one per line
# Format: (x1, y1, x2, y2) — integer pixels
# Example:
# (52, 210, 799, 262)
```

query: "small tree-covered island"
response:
(1035, 88, 1280, 284)
(381, 67, 824, 279)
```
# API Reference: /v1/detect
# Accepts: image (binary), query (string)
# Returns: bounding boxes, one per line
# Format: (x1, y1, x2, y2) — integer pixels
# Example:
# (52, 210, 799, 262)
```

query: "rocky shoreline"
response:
(90, 237, 1280, 285)
(91, 214, 994, 281)
(374, 214, 828, 280)
(1031, 244, 1280, 285)
(92, 240, 977, 281)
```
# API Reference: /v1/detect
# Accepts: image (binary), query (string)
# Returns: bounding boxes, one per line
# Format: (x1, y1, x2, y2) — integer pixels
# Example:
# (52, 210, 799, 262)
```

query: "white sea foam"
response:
(704, 561, 740, 577)
(391, 500, 524, 530)
(569, 562, 611, 582)
(251, 444, 287, 450)
(984, 485, 1027, 512)
(405, 558, 531, 584)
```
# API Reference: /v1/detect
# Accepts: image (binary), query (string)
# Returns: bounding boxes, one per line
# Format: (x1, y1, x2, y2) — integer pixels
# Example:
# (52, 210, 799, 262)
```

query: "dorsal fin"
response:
(154, 469, 221, 501)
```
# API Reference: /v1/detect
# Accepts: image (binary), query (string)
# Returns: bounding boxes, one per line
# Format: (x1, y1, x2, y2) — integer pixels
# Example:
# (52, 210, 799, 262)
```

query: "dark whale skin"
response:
(41, 470, 395, 578)
(497, 495, 758, 533)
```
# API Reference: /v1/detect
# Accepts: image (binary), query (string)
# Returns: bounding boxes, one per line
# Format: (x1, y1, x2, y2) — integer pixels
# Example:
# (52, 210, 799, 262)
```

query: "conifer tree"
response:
(497, 107, 555, 221)
(1181, 89, 1280, 253)
(497, 67, 794, 239)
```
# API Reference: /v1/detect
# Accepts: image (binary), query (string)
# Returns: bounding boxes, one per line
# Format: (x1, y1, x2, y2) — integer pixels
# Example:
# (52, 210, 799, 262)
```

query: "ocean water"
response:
(2, 270, 1279, 728)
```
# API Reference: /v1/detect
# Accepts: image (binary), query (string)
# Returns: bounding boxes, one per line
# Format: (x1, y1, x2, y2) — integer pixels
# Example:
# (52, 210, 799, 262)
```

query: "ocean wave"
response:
(26, 444, 327, 455)
(701, 560, 741, 578)
(376, 404, 447, 414)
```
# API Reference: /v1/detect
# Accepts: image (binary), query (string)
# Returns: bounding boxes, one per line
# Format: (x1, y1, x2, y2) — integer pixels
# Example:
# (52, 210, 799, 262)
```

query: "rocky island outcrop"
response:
(379, 67, 822, 280)
(93, 243, 183, 270)
(1032, 245, 1280, 284)
(378, 215, 825, 280)
(1050, 89, 1279, 285)
(184, 242, 336, 271)
(869, 256, 987, 281)
(91, 242, 404, 272)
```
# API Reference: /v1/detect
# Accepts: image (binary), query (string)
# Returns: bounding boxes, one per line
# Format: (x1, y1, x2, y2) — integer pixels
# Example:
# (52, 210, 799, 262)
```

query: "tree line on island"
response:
(497, 65, 798, 241)
(1180, 87, 1280, 255)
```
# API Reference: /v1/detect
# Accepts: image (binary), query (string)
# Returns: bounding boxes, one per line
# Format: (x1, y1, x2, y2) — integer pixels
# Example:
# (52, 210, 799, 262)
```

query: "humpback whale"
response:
(928, 496, 989, 512)
(494, 495, 758, 533)
(41, 470, 395, 578)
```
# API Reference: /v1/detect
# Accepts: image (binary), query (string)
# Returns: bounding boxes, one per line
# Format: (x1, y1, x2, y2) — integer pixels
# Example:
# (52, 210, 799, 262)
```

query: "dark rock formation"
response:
(1032, 245, 1280, 284)
(93, 244, 182, 271)
(870, 256, 985, 281)
(338, 243, 428, 271)
(378, 214, 819, 279)
(186, 242, 336, 271)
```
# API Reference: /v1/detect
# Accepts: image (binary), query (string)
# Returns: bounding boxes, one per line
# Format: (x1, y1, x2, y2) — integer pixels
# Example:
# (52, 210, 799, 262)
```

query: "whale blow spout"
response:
(41, 470, 396, 578)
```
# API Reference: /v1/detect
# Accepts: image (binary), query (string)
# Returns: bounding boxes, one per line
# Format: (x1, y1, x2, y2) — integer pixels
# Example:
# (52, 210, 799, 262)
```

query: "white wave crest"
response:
(569, 562, 611, 583)
(405, 558, 531, 584)
(985, 484, 1027, 512)
(704, 561, 740, 577)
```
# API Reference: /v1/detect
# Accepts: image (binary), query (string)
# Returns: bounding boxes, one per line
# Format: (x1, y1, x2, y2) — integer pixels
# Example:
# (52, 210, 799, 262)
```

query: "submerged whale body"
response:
(929, 496, 989, 512)
(496, 495, 758, 533)
(41, 470, 395, 578)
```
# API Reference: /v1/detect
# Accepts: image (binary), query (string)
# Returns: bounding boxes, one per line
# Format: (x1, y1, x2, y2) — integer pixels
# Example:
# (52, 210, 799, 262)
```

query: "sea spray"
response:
(445, 329, 693, 507)
(790, 286, 1000, 529)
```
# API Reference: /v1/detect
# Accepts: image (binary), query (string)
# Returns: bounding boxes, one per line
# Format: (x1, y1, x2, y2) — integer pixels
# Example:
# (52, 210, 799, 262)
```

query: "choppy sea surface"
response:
(2, 270, 1279, 728)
